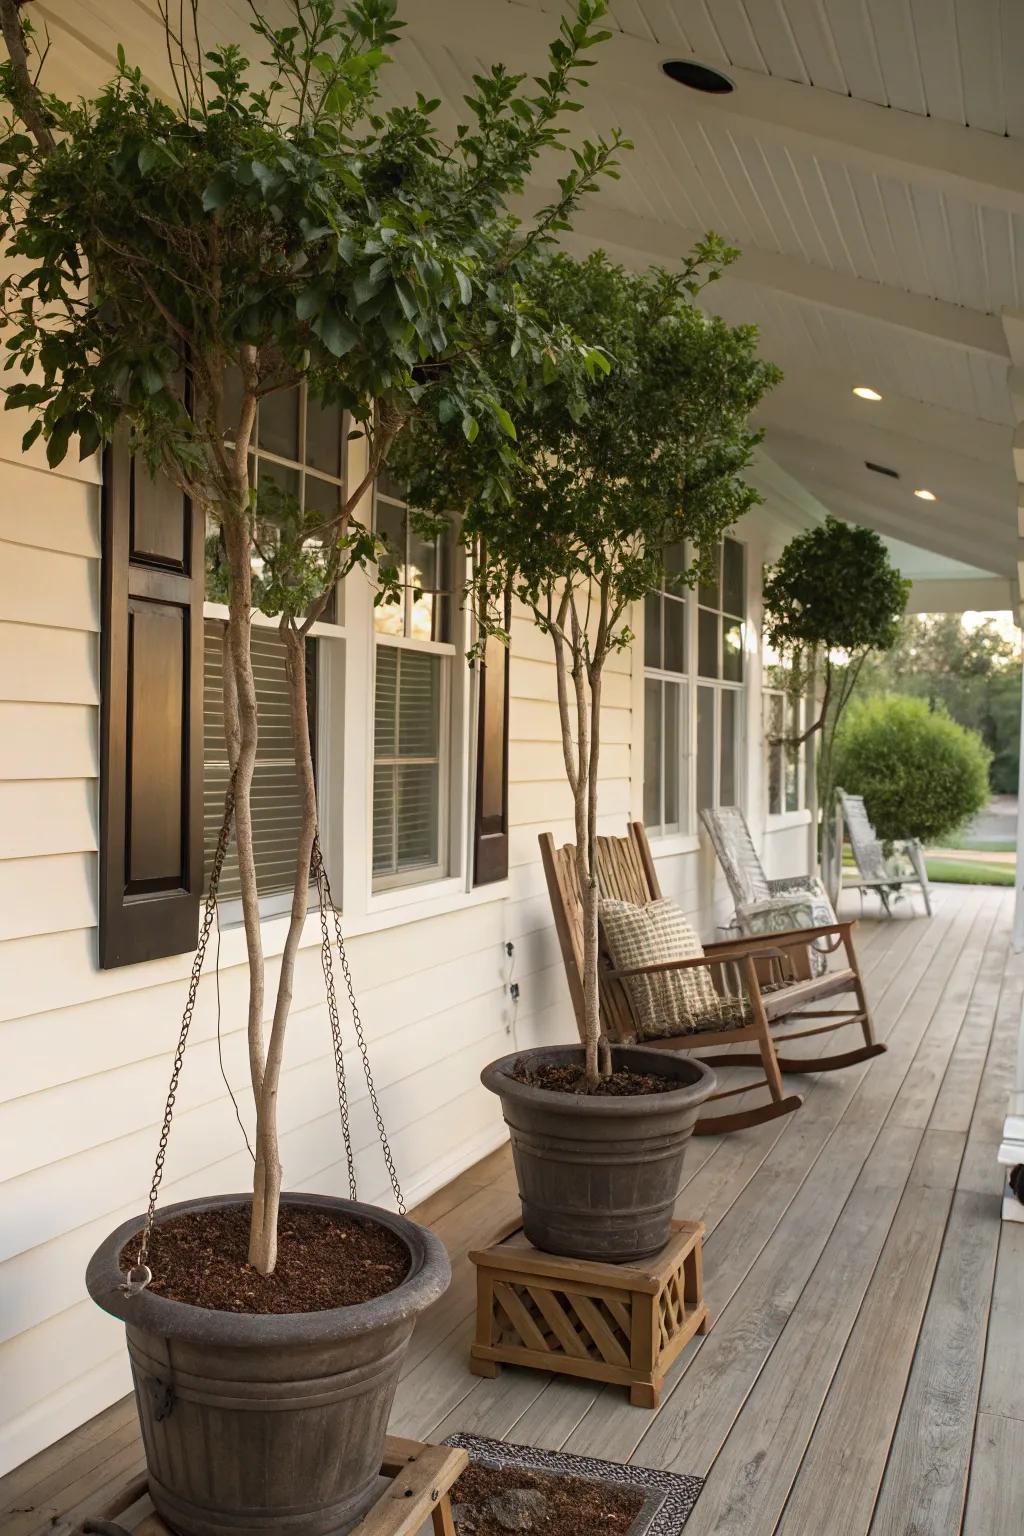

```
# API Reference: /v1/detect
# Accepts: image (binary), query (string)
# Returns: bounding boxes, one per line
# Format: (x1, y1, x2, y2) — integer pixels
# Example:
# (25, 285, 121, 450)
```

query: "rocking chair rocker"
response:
(540, 822, 885, 1135)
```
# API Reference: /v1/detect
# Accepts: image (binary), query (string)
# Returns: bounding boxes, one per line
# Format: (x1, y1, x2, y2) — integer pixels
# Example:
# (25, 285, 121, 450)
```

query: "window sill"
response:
(765, 810, 812, 831)
(211, 875, 511, 967)
(648, 832, 702, 859)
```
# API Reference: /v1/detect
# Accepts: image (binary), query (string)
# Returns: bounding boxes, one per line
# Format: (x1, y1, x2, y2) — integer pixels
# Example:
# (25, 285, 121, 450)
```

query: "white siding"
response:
(0, 419, 809, 1477)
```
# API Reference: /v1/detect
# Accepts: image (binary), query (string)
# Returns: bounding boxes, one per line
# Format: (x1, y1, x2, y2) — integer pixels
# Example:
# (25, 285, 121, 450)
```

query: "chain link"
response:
(313, 835, 406, 1215)
(123, 794, 404, 1297)
(312, 843, 357, 1202)
(126, 775, 237, 1292)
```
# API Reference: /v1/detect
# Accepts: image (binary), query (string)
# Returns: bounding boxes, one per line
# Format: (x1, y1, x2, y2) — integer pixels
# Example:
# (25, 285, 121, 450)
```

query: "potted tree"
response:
(0, 1, 622, 1527)
(762, 517, 911, 898)
(394, 247, 781, 1261)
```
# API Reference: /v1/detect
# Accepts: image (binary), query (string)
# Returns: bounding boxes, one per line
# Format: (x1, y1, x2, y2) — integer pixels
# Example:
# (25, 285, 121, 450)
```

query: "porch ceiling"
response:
(402, 0, 1024, 605)
(27, 0, 1024, 606)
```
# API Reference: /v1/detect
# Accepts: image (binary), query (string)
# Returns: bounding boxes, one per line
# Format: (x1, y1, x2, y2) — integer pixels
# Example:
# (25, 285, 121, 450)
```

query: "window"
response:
(765, 690, 815, 815)
(643, 536, 748, 837)
(203, 382, 345, 909)
(371, 475, 455, 889)
(696, 537, 746, 813)
(643, 544, 688, 835)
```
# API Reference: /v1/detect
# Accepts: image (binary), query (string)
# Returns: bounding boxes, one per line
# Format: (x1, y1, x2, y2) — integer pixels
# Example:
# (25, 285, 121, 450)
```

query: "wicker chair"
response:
(540, 823, 884, 1135)
(838, 789, 932, 916)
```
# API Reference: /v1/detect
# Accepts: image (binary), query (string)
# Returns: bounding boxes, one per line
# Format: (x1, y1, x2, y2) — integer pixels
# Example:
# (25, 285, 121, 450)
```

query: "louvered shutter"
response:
(203, 622, 316, 902)
(473, 616, 510, 886)
(99, 428, 204, 967)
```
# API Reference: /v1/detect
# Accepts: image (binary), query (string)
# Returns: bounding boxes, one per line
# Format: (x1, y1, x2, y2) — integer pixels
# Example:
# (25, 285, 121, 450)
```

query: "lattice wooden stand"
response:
(469, 1218, 708, 1409)
(72, 1435, 468, 1536)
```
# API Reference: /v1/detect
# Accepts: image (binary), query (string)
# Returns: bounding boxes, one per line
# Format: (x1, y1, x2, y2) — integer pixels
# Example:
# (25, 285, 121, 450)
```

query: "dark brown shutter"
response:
(99, 427, 204, 966)
(473, 591, 511, 886)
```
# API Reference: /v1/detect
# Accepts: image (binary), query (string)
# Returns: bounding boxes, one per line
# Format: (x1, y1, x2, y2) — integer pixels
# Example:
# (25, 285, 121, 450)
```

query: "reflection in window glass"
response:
(722, 617, 744, 682)
(259, 386, 301, 461)
(698, 608, 718, 678)
(644, 678, 661, 827)
(722, 537, 745, 617)
(663, 682, 680, 829)
(767, 694, 784, 815)
(698, 542, 720, 607)
(697, 686, 715, 811)
(664, 597, 685, 673)
(720, 688, 738, 806)
(644, 592, 662, 669)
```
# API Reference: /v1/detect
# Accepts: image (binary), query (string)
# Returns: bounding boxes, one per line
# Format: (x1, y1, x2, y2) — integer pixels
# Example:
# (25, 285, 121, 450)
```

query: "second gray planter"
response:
(481, 1045, 716, 1263)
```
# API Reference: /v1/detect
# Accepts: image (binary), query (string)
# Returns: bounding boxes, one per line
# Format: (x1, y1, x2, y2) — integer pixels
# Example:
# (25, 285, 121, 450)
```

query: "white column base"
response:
(998, 1113, 1024, 1220)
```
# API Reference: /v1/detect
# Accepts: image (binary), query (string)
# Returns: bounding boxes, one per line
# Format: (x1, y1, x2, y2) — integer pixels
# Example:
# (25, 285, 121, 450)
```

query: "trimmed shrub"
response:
(833, 694, 991, 845)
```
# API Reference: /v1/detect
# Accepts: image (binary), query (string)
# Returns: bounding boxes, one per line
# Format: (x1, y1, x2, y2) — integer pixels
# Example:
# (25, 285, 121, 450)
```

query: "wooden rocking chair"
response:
(540, 822, 885, 1135)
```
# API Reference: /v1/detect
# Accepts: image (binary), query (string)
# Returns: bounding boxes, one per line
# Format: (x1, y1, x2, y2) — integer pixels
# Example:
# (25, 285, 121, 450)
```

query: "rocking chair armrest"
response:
(756, 921, 855, 948)
(604, 954, 717, 982)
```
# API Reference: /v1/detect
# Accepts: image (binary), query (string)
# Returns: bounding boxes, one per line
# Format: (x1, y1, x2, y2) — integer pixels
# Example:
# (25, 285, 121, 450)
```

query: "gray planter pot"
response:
(481, 1045, 716, 1263)
(86, 1193, 450, 1536)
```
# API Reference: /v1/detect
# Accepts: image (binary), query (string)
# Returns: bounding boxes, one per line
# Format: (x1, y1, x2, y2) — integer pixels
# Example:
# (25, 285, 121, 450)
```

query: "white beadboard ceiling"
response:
(25, 0, 1024, 593)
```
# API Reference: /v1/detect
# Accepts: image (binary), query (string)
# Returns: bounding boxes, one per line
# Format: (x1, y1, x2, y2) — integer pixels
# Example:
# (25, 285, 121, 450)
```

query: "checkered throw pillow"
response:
(600, 897, 729, 1038)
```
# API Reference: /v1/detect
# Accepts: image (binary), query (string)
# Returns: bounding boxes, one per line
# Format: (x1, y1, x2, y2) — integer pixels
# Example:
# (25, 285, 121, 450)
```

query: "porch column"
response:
(998, 308, 1024, 1217)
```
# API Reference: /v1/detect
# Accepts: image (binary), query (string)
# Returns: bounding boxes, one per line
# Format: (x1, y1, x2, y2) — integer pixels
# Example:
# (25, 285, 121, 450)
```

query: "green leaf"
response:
(312, 309, 357, 358)
(492, 403, 516, 440)
(462, 415, 479, 443)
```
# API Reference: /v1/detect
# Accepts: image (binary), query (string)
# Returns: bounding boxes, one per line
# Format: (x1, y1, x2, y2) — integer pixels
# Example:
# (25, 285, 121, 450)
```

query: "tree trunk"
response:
(247, 619, 319, 1274)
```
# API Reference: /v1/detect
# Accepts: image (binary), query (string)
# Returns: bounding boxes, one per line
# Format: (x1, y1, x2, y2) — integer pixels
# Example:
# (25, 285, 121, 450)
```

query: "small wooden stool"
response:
(75, 1435, 468, 1536)
(469, 1218, 709, 1409)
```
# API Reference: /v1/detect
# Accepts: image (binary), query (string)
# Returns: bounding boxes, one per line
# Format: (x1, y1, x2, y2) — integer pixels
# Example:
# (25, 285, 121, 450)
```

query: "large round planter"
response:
(86, 1193, 450, 1536)
(481, 1045, 716, 1263)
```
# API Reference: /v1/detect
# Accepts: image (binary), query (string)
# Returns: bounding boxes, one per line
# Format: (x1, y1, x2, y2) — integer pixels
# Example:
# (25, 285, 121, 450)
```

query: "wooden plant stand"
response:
(73, 1435, 468, 1536)
(469, 1218, 709, 1409)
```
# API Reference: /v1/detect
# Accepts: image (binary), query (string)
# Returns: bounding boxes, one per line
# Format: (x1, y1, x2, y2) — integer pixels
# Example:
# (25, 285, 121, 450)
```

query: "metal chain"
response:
(313, 835, 406, 1215)
(312, 842, 357, 1202)
(123, 776, 237, 1295)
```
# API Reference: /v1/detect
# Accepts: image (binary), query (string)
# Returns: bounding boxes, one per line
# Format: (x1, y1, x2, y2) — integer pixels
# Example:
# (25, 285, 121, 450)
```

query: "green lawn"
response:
(925, 858, 1015, 887)
(940, 836, 1016, 854)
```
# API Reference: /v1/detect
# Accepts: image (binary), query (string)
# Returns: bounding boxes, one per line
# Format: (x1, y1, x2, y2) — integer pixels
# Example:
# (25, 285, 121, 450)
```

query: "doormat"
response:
(443, 1433, 703, 1534)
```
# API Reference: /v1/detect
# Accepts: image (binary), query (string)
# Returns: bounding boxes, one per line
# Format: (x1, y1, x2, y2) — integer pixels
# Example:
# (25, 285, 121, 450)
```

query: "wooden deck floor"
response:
(3, 883, 1022, 1535)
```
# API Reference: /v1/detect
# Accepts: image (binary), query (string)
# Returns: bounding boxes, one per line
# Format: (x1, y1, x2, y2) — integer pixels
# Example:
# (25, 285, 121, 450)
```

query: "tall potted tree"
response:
(394, 246, 781, 1261)
(0, 2, 622, 1528)
(762, 517, 911, 898)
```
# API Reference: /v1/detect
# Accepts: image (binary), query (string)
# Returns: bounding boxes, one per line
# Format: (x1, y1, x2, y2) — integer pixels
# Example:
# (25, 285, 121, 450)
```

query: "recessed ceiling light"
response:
(853, 386, 882, 401)
(661, 59, 735, 94)
(914, 488, 937, 501)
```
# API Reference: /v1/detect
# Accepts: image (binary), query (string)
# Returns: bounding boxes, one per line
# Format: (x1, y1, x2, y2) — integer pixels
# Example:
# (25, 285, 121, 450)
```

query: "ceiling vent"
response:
(864, 461, 900, 479)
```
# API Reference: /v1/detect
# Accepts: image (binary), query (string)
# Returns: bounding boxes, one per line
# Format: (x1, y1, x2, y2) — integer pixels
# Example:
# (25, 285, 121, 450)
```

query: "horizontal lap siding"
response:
(0, 451, 784, 1476)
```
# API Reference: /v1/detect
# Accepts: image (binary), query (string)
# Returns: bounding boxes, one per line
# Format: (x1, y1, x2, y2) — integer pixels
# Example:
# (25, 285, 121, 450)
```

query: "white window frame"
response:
(642, 536, 749, 841)
(764, 688, 814, 819)
(368, 483, 466, 897)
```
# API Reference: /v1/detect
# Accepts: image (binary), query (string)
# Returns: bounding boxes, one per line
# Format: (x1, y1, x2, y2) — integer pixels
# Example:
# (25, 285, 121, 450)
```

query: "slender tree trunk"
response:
(247, 618, 319, 1274)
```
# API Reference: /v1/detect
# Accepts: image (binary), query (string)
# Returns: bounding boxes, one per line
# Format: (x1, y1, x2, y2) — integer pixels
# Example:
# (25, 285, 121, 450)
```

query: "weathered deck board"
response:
(1, 885, 1015, 1536)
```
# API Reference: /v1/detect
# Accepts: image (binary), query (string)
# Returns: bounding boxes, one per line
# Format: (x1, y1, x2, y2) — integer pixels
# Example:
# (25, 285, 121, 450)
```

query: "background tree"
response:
(854, 612, 1022, 793)
(762, 517, 910, 886)
(833, 694, 991, 844)
(394, 246, 781, 1088)
(0, 0, 623, 1269)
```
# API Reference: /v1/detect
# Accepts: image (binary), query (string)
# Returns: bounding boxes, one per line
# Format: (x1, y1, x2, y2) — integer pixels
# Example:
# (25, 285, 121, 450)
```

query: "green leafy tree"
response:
(762, 516, 911, 882)
(393, 246, 781, 1088)
(833, 694, 991, 843)
(0, 0, 624, 1269)
(856, 613, 1021, 793)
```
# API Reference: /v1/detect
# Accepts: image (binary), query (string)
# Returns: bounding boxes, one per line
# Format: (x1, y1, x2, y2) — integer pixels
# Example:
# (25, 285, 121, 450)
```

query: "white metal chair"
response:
(838, 789, 933, 917)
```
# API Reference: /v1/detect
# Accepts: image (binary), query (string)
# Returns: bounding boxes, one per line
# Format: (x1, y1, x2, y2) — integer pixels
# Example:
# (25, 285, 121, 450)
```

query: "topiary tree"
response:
(762, 516, 910, 885)
(833, 694, 991, 844)
(0, 0, 623, 1270)
(393, 245, 781, 1088)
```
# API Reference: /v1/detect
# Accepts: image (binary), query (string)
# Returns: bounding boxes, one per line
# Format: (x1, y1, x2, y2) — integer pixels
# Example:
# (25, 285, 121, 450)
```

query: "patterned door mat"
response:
(442, 1433, 703, 1534)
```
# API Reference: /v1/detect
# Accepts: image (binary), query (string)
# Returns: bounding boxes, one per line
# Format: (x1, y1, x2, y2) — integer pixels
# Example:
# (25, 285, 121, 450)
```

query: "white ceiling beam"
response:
(411, 1, 1024, 218)
(1001, 312, 1024, 610)
(758, 371, 1011, 467)
(553, 210, 1008, 358)
(905, 578, 1015, 614)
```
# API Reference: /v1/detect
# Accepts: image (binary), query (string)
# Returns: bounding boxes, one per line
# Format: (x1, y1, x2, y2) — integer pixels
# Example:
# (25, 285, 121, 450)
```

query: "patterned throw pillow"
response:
(600, 897, 724, 1038)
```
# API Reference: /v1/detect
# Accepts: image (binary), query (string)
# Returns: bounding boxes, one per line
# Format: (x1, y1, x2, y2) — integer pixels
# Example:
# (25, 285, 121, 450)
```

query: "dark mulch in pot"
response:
(452, 1463, 643, 1535)
(510, 1060, 681, 1097)
(120, 1203, 410, 1313)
